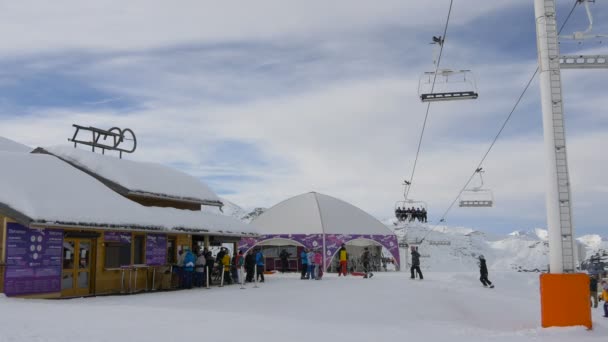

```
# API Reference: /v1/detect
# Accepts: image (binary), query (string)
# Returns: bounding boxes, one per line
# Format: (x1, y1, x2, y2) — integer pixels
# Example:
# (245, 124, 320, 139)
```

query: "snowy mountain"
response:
(202, 198, 265, 223)
(0, 136, 31, 153)
(392, 222, 607, 273)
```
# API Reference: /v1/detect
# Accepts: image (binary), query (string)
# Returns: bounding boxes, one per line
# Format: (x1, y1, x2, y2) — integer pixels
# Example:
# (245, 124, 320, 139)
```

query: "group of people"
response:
(300, 247, 324, 280)
(395, 207, 427, 223)
(173, 246, 267, 289)
(589, 274, 608, 317)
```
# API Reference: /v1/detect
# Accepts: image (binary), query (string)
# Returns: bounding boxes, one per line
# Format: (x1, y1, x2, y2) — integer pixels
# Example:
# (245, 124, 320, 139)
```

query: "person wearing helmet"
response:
(478, 255, 494, 288)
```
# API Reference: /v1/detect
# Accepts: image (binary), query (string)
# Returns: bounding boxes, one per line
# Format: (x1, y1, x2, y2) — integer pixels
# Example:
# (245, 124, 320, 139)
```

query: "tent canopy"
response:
(251, 192, 395, 236)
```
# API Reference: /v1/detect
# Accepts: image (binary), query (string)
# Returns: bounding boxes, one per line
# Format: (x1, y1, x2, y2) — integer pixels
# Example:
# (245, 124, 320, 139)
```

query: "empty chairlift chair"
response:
(459, 168, 494, 208)
(418, 69, 479, 102)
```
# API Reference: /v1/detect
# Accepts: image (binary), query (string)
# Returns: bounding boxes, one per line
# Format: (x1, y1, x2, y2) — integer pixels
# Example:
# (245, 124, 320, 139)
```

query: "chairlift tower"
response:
(535, 0, 577, 274)
(534, 0, 604, 329)
(535, 0, 607, 275)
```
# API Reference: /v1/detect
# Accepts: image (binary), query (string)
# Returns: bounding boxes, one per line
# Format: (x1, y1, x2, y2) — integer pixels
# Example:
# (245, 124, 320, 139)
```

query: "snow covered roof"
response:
(0, 152, 255, 236)
(0, 136, 31, 153)
(251, 192, 395, 236)
(34, 146, 221, 206)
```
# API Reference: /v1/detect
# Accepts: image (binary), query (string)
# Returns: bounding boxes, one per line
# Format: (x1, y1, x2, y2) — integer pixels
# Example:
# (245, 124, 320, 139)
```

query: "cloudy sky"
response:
(0, 0, 607, 236)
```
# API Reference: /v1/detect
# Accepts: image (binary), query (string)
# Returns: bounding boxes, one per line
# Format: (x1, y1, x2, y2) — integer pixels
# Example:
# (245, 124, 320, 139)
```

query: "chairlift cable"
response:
(432, 0, 581, 226)
(405, 0, 455, 201)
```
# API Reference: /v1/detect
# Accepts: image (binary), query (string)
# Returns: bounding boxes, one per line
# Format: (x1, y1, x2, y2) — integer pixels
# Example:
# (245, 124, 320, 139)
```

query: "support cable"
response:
(418, 0, 580, 243)
(404, 0, 455, 201)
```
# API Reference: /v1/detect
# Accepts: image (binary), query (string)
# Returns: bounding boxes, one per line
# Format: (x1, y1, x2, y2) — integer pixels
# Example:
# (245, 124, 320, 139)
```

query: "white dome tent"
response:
(239, 192, 400, 272)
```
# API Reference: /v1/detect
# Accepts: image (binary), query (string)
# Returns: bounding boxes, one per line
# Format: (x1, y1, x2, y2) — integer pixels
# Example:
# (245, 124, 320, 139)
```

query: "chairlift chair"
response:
(459, 168, 494, 208)
(418, 69, 479, 102)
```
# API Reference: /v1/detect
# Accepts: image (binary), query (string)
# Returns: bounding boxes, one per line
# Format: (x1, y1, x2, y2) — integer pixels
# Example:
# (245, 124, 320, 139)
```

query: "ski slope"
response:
(0, 272, 605, 341)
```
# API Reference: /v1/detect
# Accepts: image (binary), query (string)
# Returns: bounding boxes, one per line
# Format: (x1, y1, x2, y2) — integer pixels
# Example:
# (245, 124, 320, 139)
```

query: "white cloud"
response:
(0, 0, 526, 55)
(1, 0, 607, 236)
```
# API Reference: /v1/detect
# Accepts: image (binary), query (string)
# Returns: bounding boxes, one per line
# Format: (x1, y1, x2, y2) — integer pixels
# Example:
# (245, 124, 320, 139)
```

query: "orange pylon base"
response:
(540, 273, 592, 329)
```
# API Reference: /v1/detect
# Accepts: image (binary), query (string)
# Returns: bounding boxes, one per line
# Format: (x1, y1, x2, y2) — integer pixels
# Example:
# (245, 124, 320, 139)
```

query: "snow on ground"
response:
(0, 272, 606, 342)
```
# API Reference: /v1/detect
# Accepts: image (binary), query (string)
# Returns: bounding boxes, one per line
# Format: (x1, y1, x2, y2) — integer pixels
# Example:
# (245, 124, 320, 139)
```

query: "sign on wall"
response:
(145, 234, 167, 266)
(104, 231, 131, 244)
(3, 223, 63, 296)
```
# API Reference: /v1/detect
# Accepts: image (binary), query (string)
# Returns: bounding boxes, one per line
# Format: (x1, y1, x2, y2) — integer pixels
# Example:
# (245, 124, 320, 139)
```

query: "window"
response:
(133, 235, 145, 265)
(167, 238, 176, 264)
(105, 243, 131, 268)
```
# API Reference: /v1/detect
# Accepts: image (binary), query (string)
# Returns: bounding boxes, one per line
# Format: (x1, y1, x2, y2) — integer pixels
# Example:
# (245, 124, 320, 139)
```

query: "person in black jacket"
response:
(279, 249, 291, 273)
(478, 255, 494, 288)
(361, 248, 373, 279)
(410, 246, 423, 280)
(245, 251, 255, 282)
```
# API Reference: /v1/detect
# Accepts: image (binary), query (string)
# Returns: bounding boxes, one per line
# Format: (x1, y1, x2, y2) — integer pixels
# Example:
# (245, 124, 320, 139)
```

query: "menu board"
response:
(145, 234, 167, 266)
(104, 231, 131, 244)
(3, 223, 63, 296)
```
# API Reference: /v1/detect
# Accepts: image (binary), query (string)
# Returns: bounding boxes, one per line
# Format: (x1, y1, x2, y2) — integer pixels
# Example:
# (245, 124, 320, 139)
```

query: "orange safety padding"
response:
(540, 273, 592, 329)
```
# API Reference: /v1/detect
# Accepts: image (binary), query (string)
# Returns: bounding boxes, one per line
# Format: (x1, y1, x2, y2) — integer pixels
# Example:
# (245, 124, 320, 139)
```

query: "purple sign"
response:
(104, 231, 131, 244)
(145, 234, 167, 266)
(3, 223, 63, 296)
(239, 233, 400, 270)
(239, 234, 323, 253)
(325, 234, 400, 269)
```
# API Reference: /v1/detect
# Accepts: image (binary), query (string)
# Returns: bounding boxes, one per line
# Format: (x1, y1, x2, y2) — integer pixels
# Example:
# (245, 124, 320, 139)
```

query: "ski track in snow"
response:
(0, 272, 606, 342)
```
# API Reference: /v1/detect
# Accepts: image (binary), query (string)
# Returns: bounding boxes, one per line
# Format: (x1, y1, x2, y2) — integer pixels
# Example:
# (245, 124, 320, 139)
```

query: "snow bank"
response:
(0, 152, 255, 235)
(42, 145, 220, 204)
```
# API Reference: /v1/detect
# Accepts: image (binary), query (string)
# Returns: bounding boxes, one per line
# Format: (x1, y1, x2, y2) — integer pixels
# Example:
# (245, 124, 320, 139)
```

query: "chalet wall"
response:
(1, 221, 244, 298)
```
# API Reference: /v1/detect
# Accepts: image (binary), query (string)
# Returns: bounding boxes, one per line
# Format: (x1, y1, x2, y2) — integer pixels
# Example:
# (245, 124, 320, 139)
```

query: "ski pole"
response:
(240, 266, 245, 289)
(205, 266, 210, 289)
(254, 265, 259, 288)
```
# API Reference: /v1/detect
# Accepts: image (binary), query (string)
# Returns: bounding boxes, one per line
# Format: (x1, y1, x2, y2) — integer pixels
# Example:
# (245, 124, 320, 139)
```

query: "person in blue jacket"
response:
(300, 248, 309, 279)
(255, 248, 265, 283)
(182, 247, 196, 289)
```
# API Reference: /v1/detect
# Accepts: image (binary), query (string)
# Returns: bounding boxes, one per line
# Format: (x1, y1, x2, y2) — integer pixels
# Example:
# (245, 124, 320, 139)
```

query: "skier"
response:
(410, 246, 423, 280)
(307, 248, 316, 280)
(590, 275, 599, 308)
(255, 248, 265, 283)
(314, 249, 323, 280)
(338, 244, 348, 276)
(300, 248, 309, 279)
(478, 255, 494, 288)
(182, 247, 196, 289)
(279, 249, 290, 273)
(194, 250, 206, 287)
(602, 280, 608, 318)
(361, 247, 373, 279)
(245, 251, 255, 282)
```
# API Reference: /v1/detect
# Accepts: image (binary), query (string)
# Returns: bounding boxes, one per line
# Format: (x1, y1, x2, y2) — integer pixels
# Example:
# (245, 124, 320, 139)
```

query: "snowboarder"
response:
(361, 247, 373, 279)
(410, 246, 423, 280)
(338, 244, 348, 276)
(478, 255, 494, 288)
